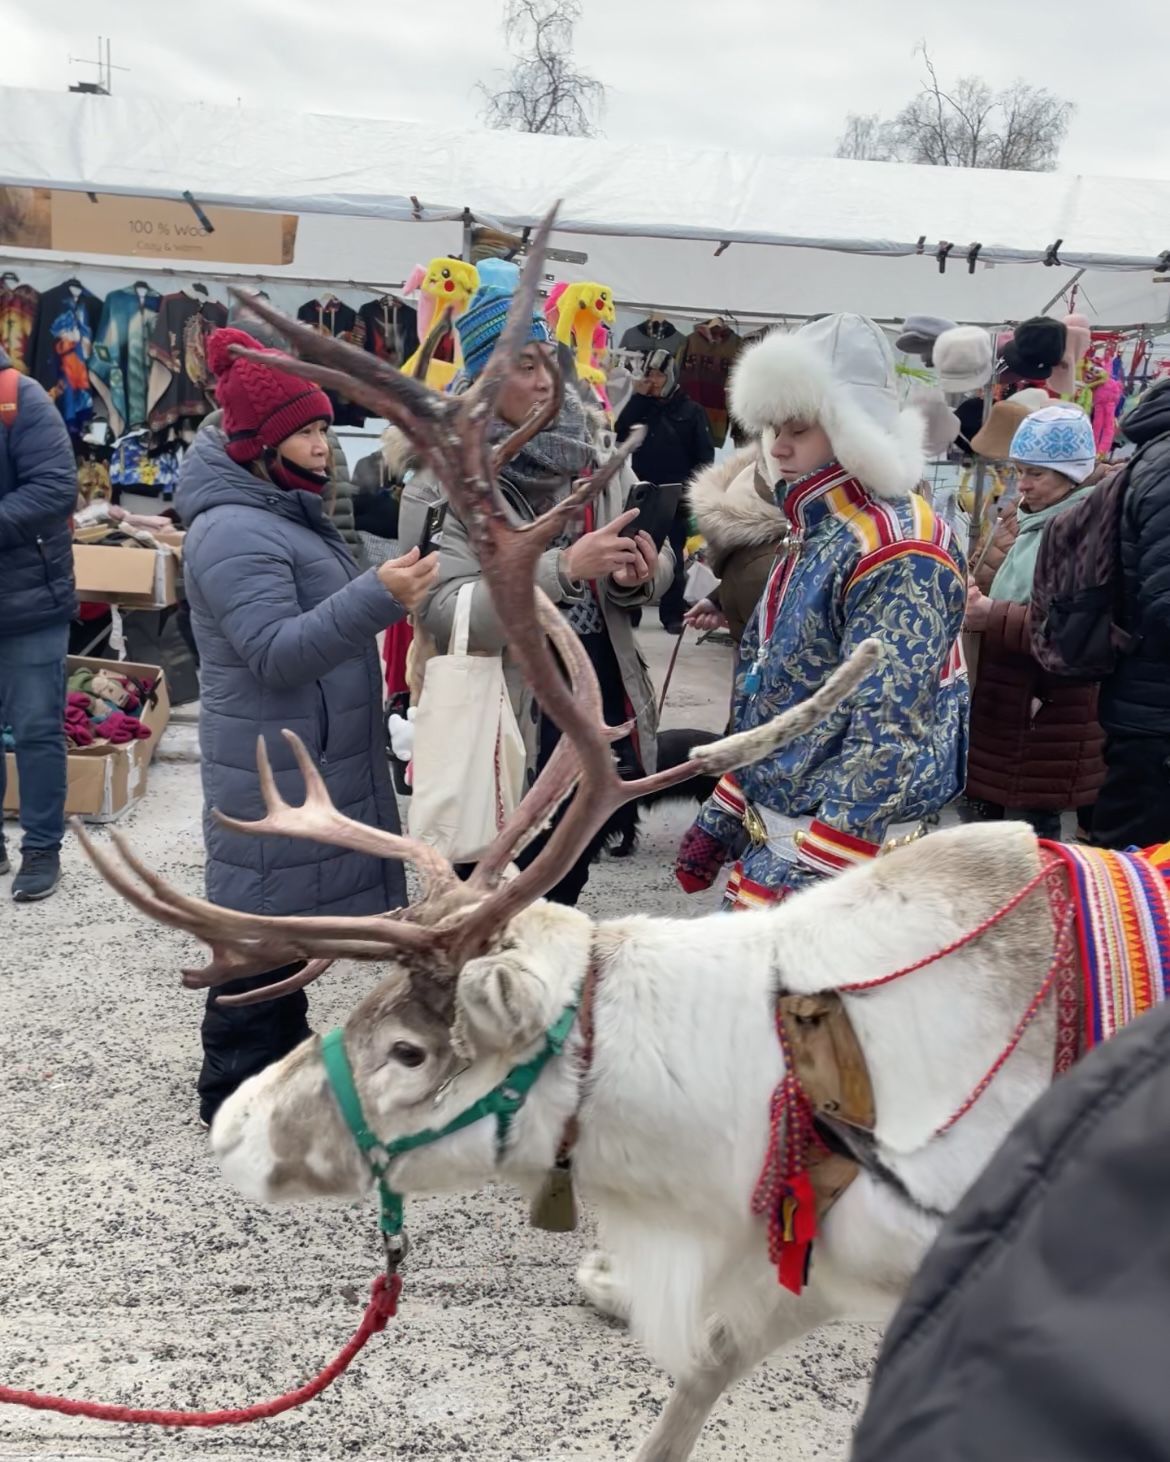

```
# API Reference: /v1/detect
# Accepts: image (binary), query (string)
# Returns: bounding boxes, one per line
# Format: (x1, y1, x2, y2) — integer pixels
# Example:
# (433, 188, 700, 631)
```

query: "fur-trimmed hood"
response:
(380, 425, 416, 481)
(729, 316, 926, 500)
(688, 447, 787, 554)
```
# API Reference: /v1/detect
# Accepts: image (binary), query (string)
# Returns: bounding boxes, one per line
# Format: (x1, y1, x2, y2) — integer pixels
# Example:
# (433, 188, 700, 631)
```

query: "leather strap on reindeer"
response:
(754, 993, 876, 1295)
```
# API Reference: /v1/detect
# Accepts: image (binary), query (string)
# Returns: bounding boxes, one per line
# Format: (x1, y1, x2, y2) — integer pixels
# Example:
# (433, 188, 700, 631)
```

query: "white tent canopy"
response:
(2, 87, 1169, 328)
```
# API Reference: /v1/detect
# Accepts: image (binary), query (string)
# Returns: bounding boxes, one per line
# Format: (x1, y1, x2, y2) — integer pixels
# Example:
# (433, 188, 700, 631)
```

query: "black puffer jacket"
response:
(1100, 382, 1170, 735)
(851, 997, 1170, 1462)
(0, 345, 77, 638)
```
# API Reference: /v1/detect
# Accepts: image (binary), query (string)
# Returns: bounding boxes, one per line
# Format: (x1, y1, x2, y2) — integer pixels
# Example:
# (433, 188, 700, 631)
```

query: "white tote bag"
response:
(408, 583, 527, 862)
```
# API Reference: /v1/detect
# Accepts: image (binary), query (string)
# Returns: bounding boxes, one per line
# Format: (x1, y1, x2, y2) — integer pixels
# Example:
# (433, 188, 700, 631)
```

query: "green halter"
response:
(320, 992, 582, 1264)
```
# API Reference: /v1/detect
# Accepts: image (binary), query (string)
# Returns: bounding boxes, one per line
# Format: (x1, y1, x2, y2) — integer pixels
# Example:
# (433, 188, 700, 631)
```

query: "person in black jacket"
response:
(0, 346, 78, 902)
(1095, 380, 1170, 849)
(617, 349, 715, 633)
(851, 993, 1170, 1462)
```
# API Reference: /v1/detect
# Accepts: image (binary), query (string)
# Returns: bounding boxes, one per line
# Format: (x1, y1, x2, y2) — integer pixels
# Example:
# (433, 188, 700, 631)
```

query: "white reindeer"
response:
(77, 216, 1067, 1461)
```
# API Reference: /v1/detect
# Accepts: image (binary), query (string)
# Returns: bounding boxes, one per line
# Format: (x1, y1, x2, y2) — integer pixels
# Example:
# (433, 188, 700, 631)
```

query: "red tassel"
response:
(778, 1239, 812, 1295)
(776, 1172, 818, 1295)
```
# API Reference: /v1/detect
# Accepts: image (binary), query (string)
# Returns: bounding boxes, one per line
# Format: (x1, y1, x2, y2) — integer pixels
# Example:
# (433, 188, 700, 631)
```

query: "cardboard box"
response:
(73, 543, 179, 608)
(3, 656, 171, 824)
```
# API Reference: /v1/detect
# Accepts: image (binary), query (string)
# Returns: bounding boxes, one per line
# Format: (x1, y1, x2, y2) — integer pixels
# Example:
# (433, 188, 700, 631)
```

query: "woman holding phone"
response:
(403, 265, 673, 904)
(178, 328, 437, 1125)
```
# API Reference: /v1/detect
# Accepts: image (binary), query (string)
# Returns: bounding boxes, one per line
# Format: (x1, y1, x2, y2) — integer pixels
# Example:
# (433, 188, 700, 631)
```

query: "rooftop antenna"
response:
(68, 37, 129, 95)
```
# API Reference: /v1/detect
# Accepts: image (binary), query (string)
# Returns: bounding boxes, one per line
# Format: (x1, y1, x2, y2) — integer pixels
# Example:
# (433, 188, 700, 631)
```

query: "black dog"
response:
(601, 727, 722, 858)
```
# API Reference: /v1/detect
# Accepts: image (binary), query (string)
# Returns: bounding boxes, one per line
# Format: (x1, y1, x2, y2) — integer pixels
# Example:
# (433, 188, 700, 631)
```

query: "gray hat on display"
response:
(933, 325, 995, 394)
(895, 315, 958, 367)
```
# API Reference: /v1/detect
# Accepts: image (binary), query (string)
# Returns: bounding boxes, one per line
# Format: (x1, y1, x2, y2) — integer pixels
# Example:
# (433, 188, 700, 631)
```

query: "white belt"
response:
(749, 804, 925, 862)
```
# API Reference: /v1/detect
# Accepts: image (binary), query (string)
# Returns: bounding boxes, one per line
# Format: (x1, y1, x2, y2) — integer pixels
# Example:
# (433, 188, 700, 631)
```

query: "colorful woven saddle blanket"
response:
(1045, 840, 1170, 1054)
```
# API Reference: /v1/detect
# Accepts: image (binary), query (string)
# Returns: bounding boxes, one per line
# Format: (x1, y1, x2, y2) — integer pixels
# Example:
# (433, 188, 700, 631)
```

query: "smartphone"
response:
(619, 482, 683, 548)
(418, 501, 447, 557)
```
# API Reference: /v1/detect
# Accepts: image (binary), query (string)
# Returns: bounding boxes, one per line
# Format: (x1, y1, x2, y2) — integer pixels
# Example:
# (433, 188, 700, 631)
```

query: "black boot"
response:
(197, 963, 312, 1127)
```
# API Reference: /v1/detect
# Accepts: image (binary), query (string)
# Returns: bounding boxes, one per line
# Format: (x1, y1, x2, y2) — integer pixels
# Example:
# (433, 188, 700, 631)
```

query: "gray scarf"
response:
(489, 390, 596, 513)
(487, 389, 606, 635)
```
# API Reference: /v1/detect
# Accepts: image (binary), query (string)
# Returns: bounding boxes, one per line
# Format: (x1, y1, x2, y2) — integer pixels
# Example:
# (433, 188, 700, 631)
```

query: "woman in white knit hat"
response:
(964, 404, 1105, 838)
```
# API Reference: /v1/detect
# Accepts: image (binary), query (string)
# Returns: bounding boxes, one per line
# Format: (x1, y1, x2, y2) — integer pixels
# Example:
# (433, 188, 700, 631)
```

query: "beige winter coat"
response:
(688, 446, 789, 642)
(406, 452, 672, 778)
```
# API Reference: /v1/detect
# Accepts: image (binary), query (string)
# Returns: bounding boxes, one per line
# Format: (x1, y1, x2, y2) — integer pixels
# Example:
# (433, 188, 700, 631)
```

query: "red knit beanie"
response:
(207, 327, 333, 464)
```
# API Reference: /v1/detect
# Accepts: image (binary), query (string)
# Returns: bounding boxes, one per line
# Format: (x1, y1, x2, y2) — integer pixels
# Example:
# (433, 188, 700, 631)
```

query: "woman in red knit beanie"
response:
(175, 327, 437, 1128)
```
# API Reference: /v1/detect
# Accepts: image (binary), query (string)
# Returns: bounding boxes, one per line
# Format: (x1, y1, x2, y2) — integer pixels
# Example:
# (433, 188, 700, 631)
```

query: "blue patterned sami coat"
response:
(696, 461, 968, 900)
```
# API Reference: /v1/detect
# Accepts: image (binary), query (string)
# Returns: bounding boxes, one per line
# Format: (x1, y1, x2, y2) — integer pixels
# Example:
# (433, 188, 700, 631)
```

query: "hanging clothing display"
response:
(620, 318, 689, 364)
(358, 296, 419, 368)
(90, 285, 162, 437)
(147, 290, 228, 436)
(30, 280, 102, 435)
(296, 295, 366, 425)
(110, 429, 182, 499)
(0, 279, 40, 374)
(679, 321, 743, 448)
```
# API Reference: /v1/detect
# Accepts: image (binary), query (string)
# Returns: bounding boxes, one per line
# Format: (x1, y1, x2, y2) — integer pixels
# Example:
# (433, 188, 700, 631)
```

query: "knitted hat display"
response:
(933, 326, 994, 394)
(895, 315, 958, 368)
(730, 313, 926, 500)
(1001, 317, 1068, 383)
(456, 259, 552, 380)
(206, 327, 332, 464)
(1009, 403, 1097, 483)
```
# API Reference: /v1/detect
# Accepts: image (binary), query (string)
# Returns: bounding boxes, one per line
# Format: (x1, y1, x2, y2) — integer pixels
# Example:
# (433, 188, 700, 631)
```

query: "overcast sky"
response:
(6, 0, 1162, 180)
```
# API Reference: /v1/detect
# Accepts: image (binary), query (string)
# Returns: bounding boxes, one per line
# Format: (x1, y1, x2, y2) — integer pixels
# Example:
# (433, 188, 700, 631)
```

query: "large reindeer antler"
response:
(77, 203, 880, 998)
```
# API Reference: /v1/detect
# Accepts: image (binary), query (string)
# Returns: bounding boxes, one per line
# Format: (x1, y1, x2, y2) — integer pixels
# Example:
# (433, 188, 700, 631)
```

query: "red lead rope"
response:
(0, 1272, 400, 1428)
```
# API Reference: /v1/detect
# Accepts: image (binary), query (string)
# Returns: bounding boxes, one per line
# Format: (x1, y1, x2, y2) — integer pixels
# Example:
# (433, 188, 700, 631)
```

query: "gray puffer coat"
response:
(175, 428, 407, 917)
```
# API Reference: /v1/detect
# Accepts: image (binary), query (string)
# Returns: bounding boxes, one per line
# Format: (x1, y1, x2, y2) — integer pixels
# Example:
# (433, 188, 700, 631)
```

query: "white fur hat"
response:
(933, 325, 995, 394)
(729, 315, 925, 500)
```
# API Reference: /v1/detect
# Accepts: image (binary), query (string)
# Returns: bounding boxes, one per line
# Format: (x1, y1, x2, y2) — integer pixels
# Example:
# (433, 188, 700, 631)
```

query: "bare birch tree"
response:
(836, 48, 1073, 171)
(480, 0, 606, 138)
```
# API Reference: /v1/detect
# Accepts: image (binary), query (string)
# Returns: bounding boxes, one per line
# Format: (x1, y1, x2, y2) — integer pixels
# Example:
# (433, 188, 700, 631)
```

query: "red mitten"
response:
(675, 825, 728, 893)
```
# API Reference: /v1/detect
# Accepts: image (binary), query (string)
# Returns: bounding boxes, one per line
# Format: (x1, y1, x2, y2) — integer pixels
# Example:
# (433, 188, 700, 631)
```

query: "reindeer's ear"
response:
(453, 952, 554, 1056)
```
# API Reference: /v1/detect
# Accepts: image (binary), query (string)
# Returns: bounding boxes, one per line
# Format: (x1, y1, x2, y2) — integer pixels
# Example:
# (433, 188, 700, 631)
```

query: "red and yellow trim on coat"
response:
(793, 819, 881, 877)
(725, 865, 791, 911)
(711, 773, 747, 820)
(843, 492, 964, 593)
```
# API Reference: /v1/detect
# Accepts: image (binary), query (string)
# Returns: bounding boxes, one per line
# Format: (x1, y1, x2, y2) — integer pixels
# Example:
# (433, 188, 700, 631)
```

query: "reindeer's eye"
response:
(391, 1041, 427, 1068)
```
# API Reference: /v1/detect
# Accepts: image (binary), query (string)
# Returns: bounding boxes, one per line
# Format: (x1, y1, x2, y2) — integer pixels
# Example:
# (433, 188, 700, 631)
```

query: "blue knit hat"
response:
(457, 259, 552, 379)
(1009, 404, 1096, 484)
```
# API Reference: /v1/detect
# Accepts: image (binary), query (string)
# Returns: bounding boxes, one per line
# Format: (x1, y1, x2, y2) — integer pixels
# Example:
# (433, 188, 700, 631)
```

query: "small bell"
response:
(529, 1159, 578, 1232)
